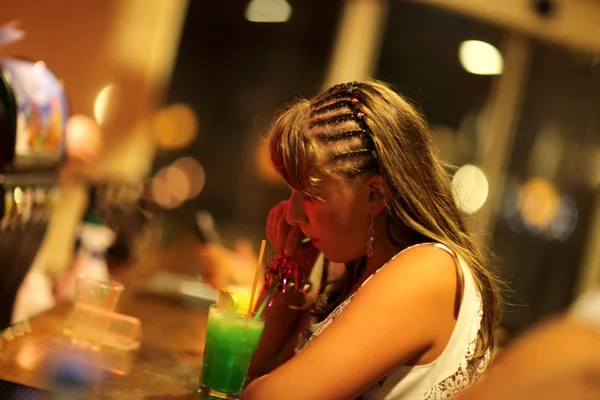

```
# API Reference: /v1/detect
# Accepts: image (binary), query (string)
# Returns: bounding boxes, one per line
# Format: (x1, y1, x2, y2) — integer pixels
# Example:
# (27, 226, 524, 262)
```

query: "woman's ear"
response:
(365, 175, 388, 216)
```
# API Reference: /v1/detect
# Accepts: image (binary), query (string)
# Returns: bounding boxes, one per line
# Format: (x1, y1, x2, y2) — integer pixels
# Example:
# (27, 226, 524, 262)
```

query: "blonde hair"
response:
(269, 80, 502, 357)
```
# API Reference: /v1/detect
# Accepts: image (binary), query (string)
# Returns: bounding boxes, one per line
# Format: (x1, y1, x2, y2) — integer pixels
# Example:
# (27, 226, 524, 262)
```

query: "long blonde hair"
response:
(269, 79, 502, 357)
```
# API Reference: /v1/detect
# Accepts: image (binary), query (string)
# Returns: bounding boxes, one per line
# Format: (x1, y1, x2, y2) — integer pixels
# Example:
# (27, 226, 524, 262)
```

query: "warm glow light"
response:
(164, 165, 190, 202)
(15, 339, 43, 371)
(152, 165, 195, 208)
(152, 104, 199, 150)
(459, 40, 503, 75)
(518, 178, 559, 231)
(173, 157, 205, 198)
(151, 175, 176, 209)
(452, 165, 489, 214)
(66, 114, 103, 163)
(254, 140, 284, 185)
(94, 84, 115, 125)
(13, 187, 23, 204)
(245, 0, 292, 23)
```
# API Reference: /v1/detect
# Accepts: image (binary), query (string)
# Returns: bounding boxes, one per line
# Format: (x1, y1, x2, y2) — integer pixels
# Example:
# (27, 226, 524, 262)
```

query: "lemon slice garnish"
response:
(217, 289, 239, 313)
(227, 285, 253, 314)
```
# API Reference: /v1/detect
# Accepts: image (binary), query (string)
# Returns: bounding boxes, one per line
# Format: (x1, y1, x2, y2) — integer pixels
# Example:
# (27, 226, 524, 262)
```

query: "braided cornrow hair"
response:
(269, 79, 503, 360)
(304, 83, 381, 316)
(308, 82, 379, 179)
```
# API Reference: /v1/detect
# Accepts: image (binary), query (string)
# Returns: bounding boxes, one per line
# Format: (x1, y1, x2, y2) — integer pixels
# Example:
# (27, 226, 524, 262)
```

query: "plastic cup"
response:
(64, 276, 124, 350)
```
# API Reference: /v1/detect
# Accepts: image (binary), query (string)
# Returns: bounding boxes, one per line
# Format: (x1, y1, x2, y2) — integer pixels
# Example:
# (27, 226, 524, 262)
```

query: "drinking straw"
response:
(247, 239, 267, 319)
(254, 278, 279, 320)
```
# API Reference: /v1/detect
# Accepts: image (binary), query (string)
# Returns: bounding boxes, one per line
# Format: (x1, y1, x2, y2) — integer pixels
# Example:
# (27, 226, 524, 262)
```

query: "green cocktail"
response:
(198, 305, 265, 399)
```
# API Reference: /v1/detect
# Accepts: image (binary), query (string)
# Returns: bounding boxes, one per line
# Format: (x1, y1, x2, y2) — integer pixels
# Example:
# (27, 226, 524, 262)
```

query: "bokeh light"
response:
(550, 196, 578, 241)
(66, 114, 103, 163)
(459, 40, 503, 75)
(164, 165, 190, 202)
(15, 336, 44, 372)
(518, 178, 560, 232)
(172, 157, 206, 198)
(13, 187, 23, 205)
(151, 172, 178, 209)
(254, 140, 283, 185)
(94, 84, 115, 125)
(150, 157, 206, 209)
(503, 177, 576, 240)
(245, 0, 292, 23)
(452, 164, 489, 214)
(152, 104, 199, 150)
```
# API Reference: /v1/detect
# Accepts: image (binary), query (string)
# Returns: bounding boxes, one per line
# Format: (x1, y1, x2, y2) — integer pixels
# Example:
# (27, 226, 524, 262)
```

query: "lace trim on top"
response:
(420, 290, 489, 399)
(295, 243, 491, 399)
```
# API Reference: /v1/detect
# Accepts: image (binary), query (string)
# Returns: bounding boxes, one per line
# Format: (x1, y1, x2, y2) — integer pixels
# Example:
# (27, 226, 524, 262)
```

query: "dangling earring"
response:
(366, 215, 375, 258)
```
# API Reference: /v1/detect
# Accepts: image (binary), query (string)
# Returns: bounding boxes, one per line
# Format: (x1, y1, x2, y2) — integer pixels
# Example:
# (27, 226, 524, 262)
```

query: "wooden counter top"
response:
(0, 269, 211, 399)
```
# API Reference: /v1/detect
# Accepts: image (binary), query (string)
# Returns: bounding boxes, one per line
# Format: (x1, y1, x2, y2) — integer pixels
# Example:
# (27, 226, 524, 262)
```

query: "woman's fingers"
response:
(283, 225, 305, 257)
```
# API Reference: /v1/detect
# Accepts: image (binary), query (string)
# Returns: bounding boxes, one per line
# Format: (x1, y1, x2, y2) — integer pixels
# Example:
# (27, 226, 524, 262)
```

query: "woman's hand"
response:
(196, 239, 257, 289)
(266, 200, 319, 263)
(246, 201, 321, 379)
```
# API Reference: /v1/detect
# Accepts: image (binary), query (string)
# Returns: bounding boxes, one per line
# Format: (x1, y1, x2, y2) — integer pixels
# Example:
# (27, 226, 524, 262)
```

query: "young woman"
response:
(242, 80, 503, 399)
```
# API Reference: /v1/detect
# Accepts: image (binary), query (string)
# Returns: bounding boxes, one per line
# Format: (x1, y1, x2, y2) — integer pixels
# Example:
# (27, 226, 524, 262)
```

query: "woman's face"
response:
(286, 176, 374, 263)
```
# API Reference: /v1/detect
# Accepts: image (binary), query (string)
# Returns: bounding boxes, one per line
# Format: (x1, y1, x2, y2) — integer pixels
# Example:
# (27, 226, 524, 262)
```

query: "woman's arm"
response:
(248, 284, 309, 378)
(248, 199, 322, 378)
(243, 245, 460, 400)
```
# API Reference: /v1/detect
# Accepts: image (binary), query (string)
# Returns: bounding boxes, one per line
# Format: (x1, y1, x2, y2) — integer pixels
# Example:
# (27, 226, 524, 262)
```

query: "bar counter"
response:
(0, 263, 211, 399)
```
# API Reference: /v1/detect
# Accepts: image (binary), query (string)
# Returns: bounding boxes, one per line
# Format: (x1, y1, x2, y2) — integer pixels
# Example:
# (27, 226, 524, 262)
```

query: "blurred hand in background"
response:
(459, 309, 600, 399)
(196, 239, 257, 289)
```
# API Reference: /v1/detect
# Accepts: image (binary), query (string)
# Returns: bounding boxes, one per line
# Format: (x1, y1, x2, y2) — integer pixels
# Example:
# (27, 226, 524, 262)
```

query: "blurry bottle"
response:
(63, 211, 115, 300)
(75, 211, 114, 280)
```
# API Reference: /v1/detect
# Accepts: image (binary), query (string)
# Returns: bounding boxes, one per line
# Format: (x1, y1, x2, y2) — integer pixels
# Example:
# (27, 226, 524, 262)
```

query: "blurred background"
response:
(1, 0, 599, 341)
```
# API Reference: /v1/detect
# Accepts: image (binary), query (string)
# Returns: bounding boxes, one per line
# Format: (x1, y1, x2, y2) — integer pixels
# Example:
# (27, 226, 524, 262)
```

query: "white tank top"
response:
(295, 243, 490, 399)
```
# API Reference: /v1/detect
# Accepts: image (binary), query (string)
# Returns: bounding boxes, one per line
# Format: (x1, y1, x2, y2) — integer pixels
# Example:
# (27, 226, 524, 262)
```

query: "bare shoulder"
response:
(359, 244, 458, 304)
(391, 243, 457, 276)
(343, 243, 460, 344)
